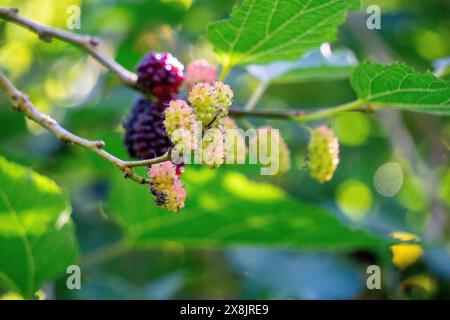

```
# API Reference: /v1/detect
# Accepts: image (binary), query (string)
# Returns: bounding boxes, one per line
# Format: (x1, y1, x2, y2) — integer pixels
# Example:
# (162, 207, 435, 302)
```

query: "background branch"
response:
(243, 80, 270, 111)
(230, 100, 368, 122)
(0, 7, 137, 87)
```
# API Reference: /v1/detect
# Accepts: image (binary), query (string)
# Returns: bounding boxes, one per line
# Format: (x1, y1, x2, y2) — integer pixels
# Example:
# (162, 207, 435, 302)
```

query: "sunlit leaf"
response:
(351, 62, 450, 115)
(208, 0, 360, 67)
(106, 168, 383, 250)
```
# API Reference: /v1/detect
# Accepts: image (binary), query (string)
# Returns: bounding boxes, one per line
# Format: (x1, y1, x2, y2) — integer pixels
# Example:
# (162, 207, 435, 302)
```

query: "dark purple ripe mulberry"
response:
(123, 98, 172, 159)
(136, 51, 184, 100)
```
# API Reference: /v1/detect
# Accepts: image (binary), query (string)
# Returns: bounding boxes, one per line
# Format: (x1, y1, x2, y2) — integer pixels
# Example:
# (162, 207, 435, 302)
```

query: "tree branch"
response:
(0, 70, 169, 185)
(0, 6, 372, 125)
(0, 7, 137, 87)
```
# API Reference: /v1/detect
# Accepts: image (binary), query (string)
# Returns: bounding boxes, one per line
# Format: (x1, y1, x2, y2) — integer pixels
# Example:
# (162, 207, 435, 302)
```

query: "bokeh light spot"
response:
(0, 42, 32, 78)
(398, 175, 427, 213)
(222, 172, 284, 201)
(414, 29, 448, 61)
(336, 180, 372, 220)
(333, 113, 370, 146)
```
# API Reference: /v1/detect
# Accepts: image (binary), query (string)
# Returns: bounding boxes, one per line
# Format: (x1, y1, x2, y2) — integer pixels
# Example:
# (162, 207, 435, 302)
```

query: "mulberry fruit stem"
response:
(219, 62, 232, 82)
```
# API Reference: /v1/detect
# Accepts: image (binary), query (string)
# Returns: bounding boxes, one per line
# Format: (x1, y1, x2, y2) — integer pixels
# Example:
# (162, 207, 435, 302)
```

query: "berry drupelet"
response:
(136, 51, 184, 100)
(188, 81, 233, 127)
(123, 97, 172, 160)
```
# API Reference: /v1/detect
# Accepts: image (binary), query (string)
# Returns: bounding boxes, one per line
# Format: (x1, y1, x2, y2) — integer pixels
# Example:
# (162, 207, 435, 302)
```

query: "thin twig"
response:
(243, 80, 269, 111)
(0, 70, 169, 185)
(0, 7, 137, 87)
(230, 100, 368, 122)
(230, 107, 306, 119)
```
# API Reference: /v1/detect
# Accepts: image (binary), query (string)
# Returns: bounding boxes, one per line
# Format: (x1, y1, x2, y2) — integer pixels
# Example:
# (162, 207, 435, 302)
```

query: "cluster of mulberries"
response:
(148, 161, 187, 212)
(123, 52, 345, 213)
(124, 51, 189, 211)
(307, 125, 340, 183)
(124, 54, 239, 211)
(159, 80, 233, 170)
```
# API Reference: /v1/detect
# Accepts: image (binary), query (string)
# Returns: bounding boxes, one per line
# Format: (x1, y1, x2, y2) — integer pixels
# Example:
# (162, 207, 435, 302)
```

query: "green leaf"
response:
(351, 62, 450, 115)
(0, 156, 78, 298)
(106, 168, 383, 250)
(208, 0, 360, 67)
(272, 64, 355, 84)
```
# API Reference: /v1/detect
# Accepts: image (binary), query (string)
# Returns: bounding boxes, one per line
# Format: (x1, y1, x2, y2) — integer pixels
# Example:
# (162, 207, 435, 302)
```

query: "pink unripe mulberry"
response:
(148, 161, 187, 212)
(188, 81, 233, 127)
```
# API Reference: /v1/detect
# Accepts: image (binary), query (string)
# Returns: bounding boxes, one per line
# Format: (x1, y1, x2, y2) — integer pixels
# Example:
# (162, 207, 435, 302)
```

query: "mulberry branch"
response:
(0, 70, 169, 185)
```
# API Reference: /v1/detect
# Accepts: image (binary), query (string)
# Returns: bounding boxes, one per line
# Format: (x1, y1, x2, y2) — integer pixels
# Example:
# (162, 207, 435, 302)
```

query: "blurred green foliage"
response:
(0, 156, 77, 298)
(0, 0, 449, 300)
